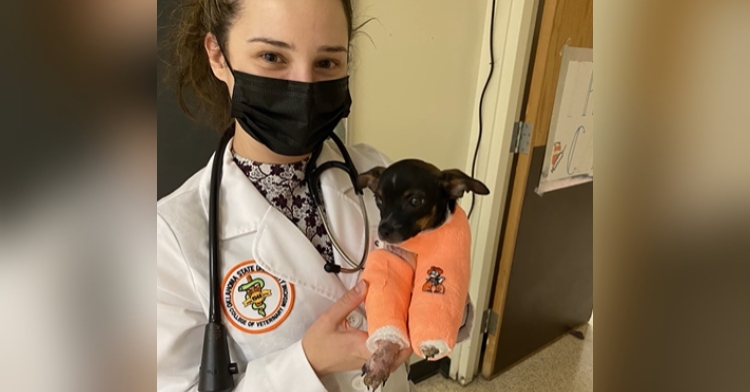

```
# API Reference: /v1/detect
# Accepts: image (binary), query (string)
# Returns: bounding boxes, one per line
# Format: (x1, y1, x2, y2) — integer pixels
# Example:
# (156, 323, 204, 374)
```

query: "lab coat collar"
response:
(198, 138, 270, 240)
(198, 138, 355, 240)
(314, 140, 355, 194)
(198, 137, 361, 301)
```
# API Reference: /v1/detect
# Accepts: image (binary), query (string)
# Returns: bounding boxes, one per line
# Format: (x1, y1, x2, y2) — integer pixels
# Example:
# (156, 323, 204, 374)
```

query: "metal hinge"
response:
(481, 309, 500, 336)
(510, 121, 533, 154)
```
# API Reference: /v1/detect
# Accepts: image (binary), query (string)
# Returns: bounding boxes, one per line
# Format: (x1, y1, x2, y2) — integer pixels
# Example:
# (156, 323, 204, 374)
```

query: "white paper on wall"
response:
(537, 46, 593, 195)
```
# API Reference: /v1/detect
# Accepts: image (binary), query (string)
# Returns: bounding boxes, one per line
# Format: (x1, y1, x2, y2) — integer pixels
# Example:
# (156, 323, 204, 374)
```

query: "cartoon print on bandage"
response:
(422, 266, 445, 294)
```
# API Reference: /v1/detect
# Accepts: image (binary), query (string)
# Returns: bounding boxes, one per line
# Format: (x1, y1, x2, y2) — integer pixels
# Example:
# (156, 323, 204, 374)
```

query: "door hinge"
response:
(510, 121, 533, 154)
(481, 309, 500, 336)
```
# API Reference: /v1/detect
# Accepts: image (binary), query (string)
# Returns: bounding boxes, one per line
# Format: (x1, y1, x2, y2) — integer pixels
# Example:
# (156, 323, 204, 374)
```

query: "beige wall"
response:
(348, 0, 488, 171)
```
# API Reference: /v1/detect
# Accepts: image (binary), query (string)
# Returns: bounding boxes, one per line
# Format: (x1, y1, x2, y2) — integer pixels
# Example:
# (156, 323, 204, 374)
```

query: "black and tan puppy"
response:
(360, 159, 489, 244)
(357, 159, 489, 390)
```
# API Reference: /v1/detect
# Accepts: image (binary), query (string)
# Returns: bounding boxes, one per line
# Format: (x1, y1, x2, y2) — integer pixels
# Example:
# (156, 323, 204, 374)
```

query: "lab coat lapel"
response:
(257, 140, 379, 297)
(314, 142, 380, 290)
(253, 209, 349, 302)
(199, 138, 349, 302)
(199, 137, 270, 240)
(252, 141, 357, 302)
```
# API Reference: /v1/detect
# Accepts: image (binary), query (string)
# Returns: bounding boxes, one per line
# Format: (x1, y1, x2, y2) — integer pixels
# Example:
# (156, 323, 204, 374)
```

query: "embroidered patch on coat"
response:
(222, 260, 295, 333)
(422, 266, 446, 294)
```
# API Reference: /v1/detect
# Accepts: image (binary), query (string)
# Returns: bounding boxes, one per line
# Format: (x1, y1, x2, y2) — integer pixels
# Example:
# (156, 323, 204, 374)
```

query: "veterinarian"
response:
(157, 1, 473, 391)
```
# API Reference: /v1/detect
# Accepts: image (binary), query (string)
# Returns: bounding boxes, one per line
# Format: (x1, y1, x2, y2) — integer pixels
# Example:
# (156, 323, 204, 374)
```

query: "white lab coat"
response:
(157, 138, 474, 392)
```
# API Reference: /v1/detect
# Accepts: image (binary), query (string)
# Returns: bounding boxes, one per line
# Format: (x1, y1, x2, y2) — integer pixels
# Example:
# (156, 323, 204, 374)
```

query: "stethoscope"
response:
(199, 124, 370, 392)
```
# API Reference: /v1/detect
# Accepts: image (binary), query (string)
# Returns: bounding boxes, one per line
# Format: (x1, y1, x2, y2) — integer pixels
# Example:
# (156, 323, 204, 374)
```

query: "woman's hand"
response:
(302, 281, 372, 377)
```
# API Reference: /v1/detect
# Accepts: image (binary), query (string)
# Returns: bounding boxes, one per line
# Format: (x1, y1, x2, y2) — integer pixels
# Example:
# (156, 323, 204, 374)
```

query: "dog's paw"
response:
(362, 360, 389, 391)
(362, 341, 401, 391)
(418, 340, 450, 360)
(420, 344, 440, 359)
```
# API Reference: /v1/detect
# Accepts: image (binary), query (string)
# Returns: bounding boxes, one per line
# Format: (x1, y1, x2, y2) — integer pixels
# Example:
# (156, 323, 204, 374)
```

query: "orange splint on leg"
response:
(361, 248, 414, 352)
(361, 206, 471, 360)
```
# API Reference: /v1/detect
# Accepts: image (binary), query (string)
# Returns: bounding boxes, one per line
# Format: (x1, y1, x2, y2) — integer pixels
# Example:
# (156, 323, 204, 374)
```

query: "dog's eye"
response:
(409, 197, 424, 207)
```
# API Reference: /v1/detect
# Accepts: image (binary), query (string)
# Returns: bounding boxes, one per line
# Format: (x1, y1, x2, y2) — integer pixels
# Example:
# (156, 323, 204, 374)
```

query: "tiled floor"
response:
(415, 318, 593, 391)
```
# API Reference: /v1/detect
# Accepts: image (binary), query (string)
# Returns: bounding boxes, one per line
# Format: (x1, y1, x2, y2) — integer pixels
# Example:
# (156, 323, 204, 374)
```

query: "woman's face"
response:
(208, 0, 349, 89)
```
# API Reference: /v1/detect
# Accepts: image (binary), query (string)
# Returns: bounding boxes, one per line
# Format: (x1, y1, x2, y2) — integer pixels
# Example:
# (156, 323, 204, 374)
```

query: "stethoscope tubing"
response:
(306, 132, 370, 273)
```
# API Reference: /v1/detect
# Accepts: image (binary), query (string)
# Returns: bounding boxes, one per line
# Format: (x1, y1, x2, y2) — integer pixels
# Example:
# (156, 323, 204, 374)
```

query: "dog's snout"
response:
(378, 219, 403, 243)
(378, 221, 394, 238)
(379, 218, 402, 230)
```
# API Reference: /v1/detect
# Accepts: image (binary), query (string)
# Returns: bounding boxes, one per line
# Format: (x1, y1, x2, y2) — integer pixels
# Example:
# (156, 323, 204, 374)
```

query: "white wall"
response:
(346, 0, 537, 381)
(348, 0, 488, 171)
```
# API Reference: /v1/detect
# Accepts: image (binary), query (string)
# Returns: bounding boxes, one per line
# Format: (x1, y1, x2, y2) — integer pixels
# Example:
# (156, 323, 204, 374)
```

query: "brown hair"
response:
(164, 0, 358, 130)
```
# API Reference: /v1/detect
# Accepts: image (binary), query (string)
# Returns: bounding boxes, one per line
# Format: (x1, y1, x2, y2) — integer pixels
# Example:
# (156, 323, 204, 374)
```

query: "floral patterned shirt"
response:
(232, 151, 334, 264)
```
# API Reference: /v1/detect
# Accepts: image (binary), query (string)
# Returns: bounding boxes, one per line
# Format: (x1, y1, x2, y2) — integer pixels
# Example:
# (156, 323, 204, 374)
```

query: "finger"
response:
(322, 280, 368, 325)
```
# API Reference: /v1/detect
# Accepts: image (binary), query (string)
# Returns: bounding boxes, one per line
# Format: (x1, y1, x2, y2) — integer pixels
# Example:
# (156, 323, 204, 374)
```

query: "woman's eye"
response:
(410, 197, 424, 207)
(317, 59, 334, 69)
(261, 52, 281, 63)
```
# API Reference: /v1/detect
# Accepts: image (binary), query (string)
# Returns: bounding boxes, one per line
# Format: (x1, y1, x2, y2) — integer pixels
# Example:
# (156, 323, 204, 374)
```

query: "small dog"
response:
(357, 159, 489, 390)
(360, 160, 489, 245)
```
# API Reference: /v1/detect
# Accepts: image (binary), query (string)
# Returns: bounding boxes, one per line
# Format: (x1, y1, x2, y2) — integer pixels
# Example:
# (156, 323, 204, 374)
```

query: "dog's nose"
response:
(378, 222, 394, 238)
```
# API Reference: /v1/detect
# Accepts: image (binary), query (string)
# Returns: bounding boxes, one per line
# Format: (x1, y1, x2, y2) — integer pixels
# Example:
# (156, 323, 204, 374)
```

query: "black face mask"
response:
(230, 71, 352, 156)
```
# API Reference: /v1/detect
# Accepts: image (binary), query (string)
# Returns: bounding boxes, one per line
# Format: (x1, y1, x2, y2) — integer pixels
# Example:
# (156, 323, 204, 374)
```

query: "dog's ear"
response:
(357, 166, 385, 192)
(440, 169, 490, 199)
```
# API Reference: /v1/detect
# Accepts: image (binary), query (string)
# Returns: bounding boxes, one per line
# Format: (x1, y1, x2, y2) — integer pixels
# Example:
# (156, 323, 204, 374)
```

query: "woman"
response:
(157, 0, 473, 391)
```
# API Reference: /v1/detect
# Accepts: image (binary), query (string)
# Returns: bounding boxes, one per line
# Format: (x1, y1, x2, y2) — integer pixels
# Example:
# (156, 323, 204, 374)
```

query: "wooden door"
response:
(480, 0, 593, 379)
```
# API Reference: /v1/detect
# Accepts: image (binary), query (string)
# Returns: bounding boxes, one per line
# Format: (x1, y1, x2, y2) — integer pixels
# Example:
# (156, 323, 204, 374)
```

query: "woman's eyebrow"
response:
(319, 45, 348, 53)
(247, 38, 346, 53)
(247, 37, 295, 50)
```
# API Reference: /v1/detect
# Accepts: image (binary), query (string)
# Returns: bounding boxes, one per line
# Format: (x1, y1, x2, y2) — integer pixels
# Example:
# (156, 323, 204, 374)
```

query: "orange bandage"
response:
(361, 206, 471, 360)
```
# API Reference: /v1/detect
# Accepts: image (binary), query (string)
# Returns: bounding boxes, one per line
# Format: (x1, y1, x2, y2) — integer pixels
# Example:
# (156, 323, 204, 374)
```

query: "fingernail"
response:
(355, 280, 366, 294)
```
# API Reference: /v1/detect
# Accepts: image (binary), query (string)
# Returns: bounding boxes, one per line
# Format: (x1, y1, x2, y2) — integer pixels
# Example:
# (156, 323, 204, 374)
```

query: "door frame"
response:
(449, 0, 540, 385)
